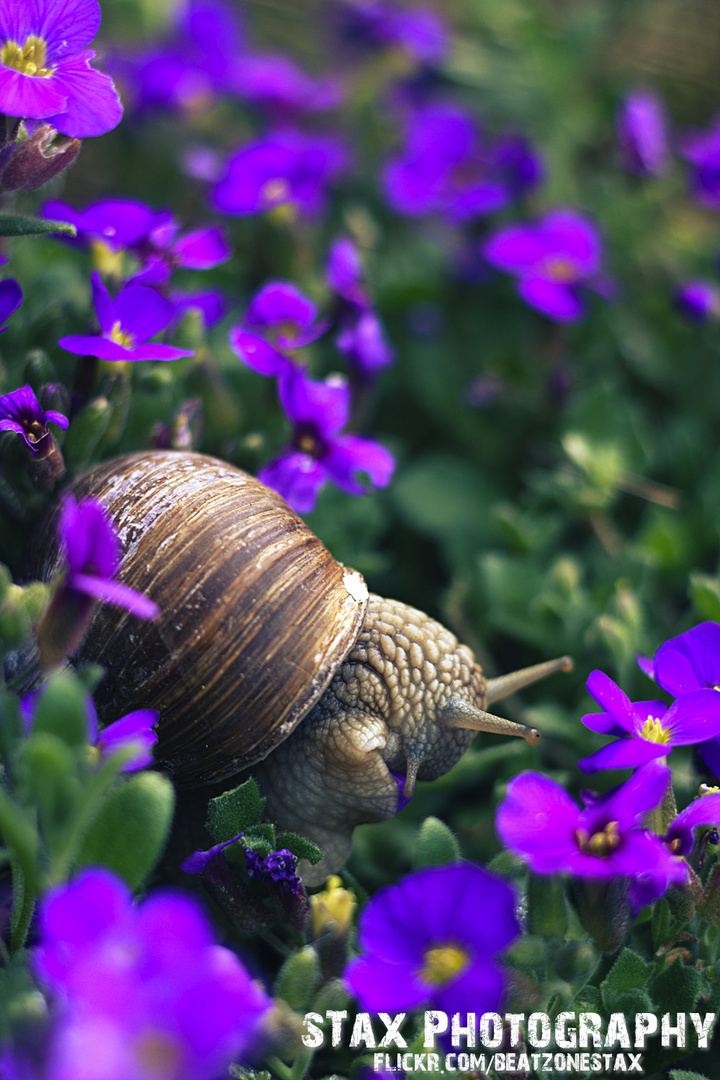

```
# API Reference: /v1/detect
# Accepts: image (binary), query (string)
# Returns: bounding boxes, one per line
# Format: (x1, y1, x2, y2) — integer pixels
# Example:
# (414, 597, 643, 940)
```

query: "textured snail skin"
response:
(253, 595, 483, 884)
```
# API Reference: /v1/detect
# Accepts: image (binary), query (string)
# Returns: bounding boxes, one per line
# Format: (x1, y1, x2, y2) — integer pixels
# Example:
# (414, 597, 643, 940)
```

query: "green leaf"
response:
(668, 1072, 710, 1080)
(32, 669, 89, 748)
(413, 816, 460, 867)
(0, 213, 76, 238)
(76, 771, 175, 889)
(689, 572, 720, 623)
(276, 831, 324, 865)
(650, 960, 704, 1013)
(527, 873, 568, 938)
(274, 946, 321, 1010)
(601, 947, 654, 1012)
(207, 776, 265, 844)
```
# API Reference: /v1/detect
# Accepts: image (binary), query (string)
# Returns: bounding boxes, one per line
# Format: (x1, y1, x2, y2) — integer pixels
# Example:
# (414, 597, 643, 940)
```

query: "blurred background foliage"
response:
(3, 0, 720, 893)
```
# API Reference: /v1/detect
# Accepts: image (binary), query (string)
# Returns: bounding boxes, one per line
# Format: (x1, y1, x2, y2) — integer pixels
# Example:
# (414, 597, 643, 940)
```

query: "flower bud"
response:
(310, 874, 356, 938)
(0, 124, 81, 192)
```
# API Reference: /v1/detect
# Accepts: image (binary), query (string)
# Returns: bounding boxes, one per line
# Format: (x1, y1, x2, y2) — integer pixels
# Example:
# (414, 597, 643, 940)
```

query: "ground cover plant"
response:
(3, 0, 720, 1078)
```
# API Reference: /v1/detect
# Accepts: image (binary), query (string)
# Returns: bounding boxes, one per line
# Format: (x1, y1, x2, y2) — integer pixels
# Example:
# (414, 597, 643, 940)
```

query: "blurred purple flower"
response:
(336, 1, 449, 65)
(170, 287, 228, 330)
(578, 669, 720, 773)
(213, 129, 349, 219)
(492, 134, 545, 197)
(244, 848, 302, 897)
(116, 0, 245, 114)
(680, 114, 720, 209)
(483, 209, 609, 322)
(345, 863, 518, 1014)
(616, 89, 669, 176)
(0, 383, 67, 456)
(59, 272, 195, 363)
(227, 53, 343, 117)
(383, 103, 512, 222)
(675, 280, 720, 322)
(229, 281, 328, 377)
(58, 494, 159, 619)
(260, 366, 394, 513)
(34, 867, 270, 1080)
(326, 237, 395, 375)
(0, 0, 122, 137)
(496, 762, 686, 888)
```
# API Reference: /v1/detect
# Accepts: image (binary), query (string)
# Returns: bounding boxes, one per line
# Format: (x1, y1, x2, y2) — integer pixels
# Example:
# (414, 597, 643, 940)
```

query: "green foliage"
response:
(412, 816, 461, 867)
(0, 213, 76, 238)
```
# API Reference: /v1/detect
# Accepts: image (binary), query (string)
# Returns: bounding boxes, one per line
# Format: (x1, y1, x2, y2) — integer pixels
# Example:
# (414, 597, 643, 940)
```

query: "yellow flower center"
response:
(543, 256, 578, 282)
(110, 321, 134, 349)
(575, 820, 621, 856)
(640, 715, 671, 744)
(1, 36, 53, 77)
(419, 944, 469, 987)
(91, 241, 126, 279)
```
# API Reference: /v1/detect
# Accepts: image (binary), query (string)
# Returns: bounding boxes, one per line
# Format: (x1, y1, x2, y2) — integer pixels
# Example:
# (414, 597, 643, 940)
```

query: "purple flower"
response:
(345, 863, 518, 1015)
(680, 114, 720, 209)
(259, 366, 394, 513)
(675, 280, 720, 322)
(59, 272, 195, 363)
(0, 0, 122, 137)
(326, 238, 394, 375)
(227, 53, 343, 117)
(170, 287, 227, 329)
(58, 494, 159, 619)
(483, 210, 609, 322)
(0, 277, 22, 328)
(336, 2, 449, 65)
(638, 621, 720, 696)
(496, 763, 686, 888)
(383, 103, 511, 222)
(616, 89, 669, 176)
(34, 867, 270, 1080)
(244, 848, 302, 897)
(212, 129, 348, 220)
(117, 0, 245, 114)
(23, 687, 158, 772)
(578, 669, 720, 773)
(0, 382, 67, 456)
(666, 791, 720, 857)
(43, 200, 231, 287)
(492, 134, 544, 198)
(229, 281, 328, 377)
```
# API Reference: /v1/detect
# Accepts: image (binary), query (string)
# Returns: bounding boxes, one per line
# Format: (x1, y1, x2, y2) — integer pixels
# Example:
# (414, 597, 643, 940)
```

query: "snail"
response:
(30, 450, 571, 884)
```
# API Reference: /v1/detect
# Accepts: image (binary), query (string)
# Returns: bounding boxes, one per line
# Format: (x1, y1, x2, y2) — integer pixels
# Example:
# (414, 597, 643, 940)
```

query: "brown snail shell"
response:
(30, 450, 369, 786)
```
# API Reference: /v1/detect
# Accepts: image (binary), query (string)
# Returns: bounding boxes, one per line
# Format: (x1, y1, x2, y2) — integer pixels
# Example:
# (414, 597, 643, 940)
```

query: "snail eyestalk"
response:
(485, 655, 573, 705)
(441, 696, 541, 744)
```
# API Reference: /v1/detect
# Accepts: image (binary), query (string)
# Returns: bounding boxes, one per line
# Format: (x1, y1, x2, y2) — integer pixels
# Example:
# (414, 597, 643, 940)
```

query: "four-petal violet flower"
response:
(495, 763, 686, 891)
(345, 863, 518, 1016)
(483, 210, 610, 322)
(229, 281, 328, 377)
(680, 114, 720, 210)
(326, 238, 395, 376)
(0, 383, 67, 457)
(213, 129, 348, 220)
(0, 0, 123, 137)
(259, 367, 394, 513)
(578, 669, 720, 773)
(59, 272, 194, 362)
(34, 868, 271, 1080)
(637, 621, 720, 696)
(56, 494, 160, 618)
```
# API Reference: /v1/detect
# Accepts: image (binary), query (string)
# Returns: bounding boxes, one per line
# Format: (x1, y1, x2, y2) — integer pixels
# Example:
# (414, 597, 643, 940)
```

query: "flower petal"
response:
(69, 573, 160, 618)
(228, 328, 289, 376)
(495, 771, 581, 872)
(259, 452, 325, 514)
(323, 434, 395, 495)
(0, 66, 67, 120)
(578, 737, 668, 774)
(662, 688, 720, 744)
(30, 0, 102, 61)
(112, 284, 174, 343)
(58, 335, 132, 361)
(43, 51, 123, 138)
(517, 277, 583, 322)
(172, 226, 231, 269)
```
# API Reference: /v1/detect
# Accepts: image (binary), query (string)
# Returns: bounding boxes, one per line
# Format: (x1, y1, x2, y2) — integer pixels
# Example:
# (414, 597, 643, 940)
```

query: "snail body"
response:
(31, 450, 570, 883)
